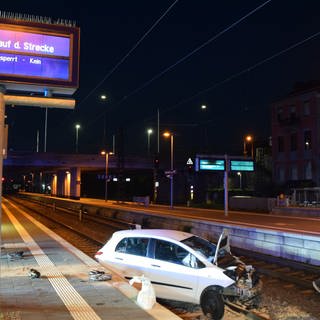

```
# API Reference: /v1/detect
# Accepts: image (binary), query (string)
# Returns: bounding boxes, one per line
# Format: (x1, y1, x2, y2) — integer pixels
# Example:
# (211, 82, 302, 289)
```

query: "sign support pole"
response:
(0, 85, 5, 249)
(224, 154, 229, 216)
(170, 134, 174, 209)
(43, 89, 52, 153)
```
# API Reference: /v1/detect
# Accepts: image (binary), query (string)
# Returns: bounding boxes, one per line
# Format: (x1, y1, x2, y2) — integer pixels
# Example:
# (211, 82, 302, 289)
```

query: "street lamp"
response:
(100, 94, 108, 147)
(75, 124, 81, 153)
(163, 131, 174, 208)
(237, 172, 242, 189)
(101, 150, 113, 201)
(147, 128, 153, 154)
(200, 104, 208, 151)
(243, 135, 253, 158)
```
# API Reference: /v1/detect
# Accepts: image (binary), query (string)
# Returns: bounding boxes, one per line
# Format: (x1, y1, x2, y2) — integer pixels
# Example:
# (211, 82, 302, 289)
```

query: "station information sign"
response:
(230, 160, 254, 171)
(0, 18, 80, 95)
(196, 155, 255, 172)
(0, 29, 70, 80)
(198, 159, 225, 171)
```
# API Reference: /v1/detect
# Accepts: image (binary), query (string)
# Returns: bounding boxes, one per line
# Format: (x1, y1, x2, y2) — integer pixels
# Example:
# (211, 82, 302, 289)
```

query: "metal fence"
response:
(291, 188, 320, 207)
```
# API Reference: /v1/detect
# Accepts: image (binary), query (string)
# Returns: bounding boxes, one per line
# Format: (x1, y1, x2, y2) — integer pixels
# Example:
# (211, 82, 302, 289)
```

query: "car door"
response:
(110, 236, 151, 277)
(141, 238, 201, 304)
(213, 229, 231, 265)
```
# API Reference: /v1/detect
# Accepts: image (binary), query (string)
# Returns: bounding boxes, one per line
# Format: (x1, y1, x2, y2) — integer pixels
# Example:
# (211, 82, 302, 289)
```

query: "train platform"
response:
(78, 196, 320, 237)
(15, 192, 320, 237)
(0, 199, 181, 320)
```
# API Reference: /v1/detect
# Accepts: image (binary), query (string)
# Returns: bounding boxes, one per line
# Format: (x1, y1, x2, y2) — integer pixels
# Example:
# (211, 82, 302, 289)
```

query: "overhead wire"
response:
(81, 0, 273, 131)
(157, 29, 320, 117)
(111, 0, 272, 105)
(122, 27, 320, 150)
(76, 0, 180, 110)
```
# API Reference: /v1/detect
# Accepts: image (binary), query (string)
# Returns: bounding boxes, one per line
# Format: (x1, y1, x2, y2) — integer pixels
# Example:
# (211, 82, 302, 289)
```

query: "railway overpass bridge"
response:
(3, 151, 154, 199)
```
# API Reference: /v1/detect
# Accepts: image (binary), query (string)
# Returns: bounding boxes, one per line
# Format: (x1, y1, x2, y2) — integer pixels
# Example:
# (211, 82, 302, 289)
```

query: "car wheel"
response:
(200, 289, 225, 320)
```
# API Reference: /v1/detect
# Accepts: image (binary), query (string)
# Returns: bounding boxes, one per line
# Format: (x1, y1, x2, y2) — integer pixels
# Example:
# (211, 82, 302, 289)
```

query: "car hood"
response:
(213, 229, 231, 265)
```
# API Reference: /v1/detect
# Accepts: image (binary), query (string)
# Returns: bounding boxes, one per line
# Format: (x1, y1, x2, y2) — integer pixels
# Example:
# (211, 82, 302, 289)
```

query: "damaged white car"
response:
(95, 229, 261, 319)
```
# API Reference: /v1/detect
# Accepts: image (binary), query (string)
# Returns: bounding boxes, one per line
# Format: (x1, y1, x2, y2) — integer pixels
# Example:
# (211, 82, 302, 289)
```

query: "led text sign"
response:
(230, 160, 254, 172)
(196, 155, 255, 172)
(0, 18, 79, 95)
(199, 159, 225, 171)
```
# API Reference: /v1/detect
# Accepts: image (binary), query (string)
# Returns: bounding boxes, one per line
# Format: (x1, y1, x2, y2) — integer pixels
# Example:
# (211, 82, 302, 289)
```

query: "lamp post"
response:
(163, 131, 174, 208)
(200, 104, 208, 151)
(147, 128, 153, 154)
(101, 150, 113, 201)
(237, 171, 242, 189)
(243, 135, 253, 158)
(75, 124, 81, 153)
(100, 94, 107, 146)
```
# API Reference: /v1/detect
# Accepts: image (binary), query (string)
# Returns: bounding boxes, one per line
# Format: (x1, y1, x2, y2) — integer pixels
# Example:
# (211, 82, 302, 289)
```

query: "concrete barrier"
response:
(229, 196, 277, 212)
(132, 196, 150, 206)
(97, 206, 320, 266)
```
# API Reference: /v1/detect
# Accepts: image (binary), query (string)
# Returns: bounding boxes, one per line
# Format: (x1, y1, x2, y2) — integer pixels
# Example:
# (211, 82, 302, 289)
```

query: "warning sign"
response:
(186, 158, 193, 165)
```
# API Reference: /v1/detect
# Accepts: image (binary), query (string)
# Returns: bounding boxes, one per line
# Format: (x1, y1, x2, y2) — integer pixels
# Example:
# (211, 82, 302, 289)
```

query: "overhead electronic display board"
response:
(196, 155, 255, 172)
(0, 18, 80, 95)
(199, 159, 225, 171)
(230, 160, 254, 171)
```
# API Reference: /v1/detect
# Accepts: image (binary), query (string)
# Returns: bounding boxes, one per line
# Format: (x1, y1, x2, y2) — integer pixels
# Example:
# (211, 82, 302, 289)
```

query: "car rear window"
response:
(115, 237, 148, 257)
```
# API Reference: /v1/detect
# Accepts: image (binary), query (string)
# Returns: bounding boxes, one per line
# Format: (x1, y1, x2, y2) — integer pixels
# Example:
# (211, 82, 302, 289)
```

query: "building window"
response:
(304, 130, 312, 150)
(290, 165, 298, 180)
(303, 101, 310, 116)
(278, 136, 284, 152)
(289, 105, 296, 119)
(304, 161, 312, 180)
(277, 106, 283, 121)
(277, 166, 285, 182)
(255, 147, 264, 163)
(290, 133, 297, 151)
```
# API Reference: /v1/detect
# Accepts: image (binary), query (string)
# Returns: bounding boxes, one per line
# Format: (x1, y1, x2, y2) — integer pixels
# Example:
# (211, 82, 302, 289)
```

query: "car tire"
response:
(200, 289, 225, 320)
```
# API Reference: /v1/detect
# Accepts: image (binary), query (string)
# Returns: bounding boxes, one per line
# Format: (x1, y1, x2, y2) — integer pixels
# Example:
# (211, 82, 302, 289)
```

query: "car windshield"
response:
(181, 236, 216, 261)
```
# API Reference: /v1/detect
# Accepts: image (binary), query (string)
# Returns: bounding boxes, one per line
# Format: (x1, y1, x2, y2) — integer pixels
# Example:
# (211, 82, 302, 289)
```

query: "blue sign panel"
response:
(0, 53, 69, 80)
(0, 18, 80, 94)
(0, 30, 70, 80)
(199, 159, 225, 171)
(0, 29, 70, 56)
(230, 160, 254, 171)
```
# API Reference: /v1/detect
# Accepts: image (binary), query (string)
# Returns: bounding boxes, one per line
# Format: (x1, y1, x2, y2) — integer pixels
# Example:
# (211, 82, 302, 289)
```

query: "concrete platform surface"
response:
(0, 199, 181, 320)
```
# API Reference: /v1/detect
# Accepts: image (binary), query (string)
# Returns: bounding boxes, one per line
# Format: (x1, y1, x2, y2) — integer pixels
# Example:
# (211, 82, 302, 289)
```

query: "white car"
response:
(95, 229, 261, 319)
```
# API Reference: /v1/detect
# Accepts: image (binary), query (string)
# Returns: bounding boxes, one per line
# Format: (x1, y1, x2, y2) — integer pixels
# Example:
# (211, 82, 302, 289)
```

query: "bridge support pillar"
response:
(56, 170, 65, 197)
(70, 167, 81, 200)
(51, 174, 57, 196)
(51, 168, 81, 199)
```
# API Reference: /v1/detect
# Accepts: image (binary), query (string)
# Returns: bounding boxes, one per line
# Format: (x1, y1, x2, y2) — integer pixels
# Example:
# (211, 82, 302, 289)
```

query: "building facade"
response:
(271, 84, 320, 188)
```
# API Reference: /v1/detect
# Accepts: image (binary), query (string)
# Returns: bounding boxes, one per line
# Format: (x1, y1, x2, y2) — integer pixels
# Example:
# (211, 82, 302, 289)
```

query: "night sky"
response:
(3, 1, 320, 163)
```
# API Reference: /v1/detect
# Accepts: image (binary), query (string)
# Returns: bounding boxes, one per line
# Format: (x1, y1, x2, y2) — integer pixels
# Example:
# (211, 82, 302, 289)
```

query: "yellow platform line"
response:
(3, 202, 101, 320)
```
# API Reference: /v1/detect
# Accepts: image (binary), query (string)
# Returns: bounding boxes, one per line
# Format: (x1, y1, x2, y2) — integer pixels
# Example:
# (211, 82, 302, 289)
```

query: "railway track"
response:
(233, 248, 319, 291)
(4, 195, 320, 319)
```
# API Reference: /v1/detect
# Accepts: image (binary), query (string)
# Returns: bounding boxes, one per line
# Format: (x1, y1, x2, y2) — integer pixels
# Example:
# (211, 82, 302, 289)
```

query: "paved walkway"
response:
(0, 198, 181, 320)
